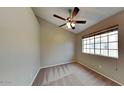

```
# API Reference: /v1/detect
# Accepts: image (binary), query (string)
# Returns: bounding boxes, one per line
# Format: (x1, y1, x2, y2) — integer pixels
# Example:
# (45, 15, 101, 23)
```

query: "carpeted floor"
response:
(32, 62, 119, 86)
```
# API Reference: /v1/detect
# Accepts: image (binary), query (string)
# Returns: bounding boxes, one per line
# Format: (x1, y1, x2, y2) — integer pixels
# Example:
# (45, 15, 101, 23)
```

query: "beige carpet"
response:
(32, 62, 119, 86)
(44, 74, 83, 86)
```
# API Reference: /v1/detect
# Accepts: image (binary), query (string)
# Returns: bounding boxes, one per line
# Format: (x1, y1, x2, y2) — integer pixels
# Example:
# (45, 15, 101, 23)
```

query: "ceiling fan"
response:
(53, 7, 86, 29)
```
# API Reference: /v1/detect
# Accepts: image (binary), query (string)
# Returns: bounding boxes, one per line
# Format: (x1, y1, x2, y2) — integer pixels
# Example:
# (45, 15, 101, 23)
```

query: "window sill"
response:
(82, 52, 118, 60)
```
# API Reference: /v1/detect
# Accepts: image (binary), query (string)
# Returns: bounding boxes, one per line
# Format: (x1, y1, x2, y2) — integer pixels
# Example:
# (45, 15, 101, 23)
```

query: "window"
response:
(82, 25, 118, 58)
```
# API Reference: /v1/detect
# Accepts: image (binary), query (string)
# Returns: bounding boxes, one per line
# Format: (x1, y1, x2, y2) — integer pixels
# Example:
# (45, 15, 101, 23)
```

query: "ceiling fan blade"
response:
(59, 23, 66, 27)
(74, 20, 86, 24)
(71, 7, 79, 18)
(53, 14, 66, 21)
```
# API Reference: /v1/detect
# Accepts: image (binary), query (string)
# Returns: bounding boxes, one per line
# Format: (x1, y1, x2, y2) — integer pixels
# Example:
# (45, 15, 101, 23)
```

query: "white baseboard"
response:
(78, 62, 123, 86)
(40, 61, 76, 69)
(30, 67, 41, 86)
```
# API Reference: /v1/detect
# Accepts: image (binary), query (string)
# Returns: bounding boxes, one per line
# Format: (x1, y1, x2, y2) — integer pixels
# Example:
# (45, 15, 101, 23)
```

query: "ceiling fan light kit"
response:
(71, 23, 75, 27)
(53, 7, 86, 30)
(66, 22, 71, 29)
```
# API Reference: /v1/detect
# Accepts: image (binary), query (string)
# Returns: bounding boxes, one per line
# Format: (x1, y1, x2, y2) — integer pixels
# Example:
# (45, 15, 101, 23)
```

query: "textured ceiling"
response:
(32, 7, 124, 33)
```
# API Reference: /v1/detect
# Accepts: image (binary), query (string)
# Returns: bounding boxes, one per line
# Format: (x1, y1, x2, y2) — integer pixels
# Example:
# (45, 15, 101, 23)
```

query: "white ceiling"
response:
(32, 7, 124, 33)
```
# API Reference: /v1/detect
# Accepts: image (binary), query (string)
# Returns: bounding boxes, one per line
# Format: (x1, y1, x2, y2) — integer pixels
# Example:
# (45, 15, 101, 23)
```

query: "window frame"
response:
(82, 25, 119, 59)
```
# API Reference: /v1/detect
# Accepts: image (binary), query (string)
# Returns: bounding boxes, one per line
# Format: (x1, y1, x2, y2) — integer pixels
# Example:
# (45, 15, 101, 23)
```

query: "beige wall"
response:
(76, 10, 124, 85)
(0, 8, 41, 85)
(39, 18, 76, 68)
